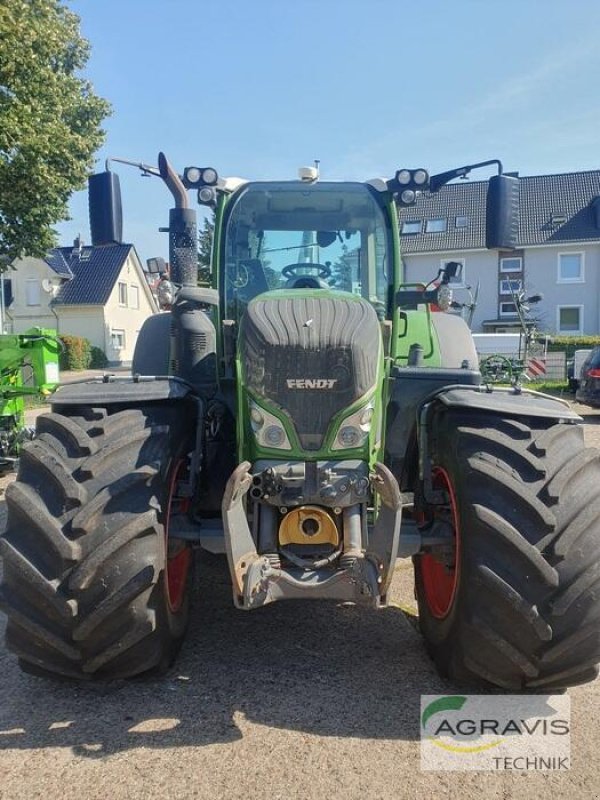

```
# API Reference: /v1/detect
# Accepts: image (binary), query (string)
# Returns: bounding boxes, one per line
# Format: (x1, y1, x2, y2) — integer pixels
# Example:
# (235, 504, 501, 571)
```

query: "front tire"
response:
(0, 406, 193, 680)
(414, 410, 600, 690)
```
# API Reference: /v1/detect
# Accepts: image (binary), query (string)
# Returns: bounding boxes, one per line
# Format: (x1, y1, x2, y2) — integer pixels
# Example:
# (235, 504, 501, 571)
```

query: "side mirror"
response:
(486, 174, 519, 250)
(442, 261, 462, 284)
(146, 257, 168, 275)
(88, 171, 123, 246)
(316, 231, 337, 248)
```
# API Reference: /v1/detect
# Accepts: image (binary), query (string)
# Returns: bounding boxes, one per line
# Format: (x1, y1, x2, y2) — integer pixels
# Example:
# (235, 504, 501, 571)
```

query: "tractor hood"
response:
(239, 290, 382, 453)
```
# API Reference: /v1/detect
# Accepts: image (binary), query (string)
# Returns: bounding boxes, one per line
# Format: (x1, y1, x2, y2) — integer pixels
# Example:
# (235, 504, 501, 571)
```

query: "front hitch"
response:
(221, 461, 402, 610)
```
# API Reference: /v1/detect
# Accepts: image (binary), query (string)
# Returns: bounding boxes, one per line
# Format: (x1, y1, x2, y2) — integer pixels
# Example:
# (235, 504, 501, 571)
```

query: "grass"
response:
(23, 393, 52, 409)
(528, 380, 572, 395)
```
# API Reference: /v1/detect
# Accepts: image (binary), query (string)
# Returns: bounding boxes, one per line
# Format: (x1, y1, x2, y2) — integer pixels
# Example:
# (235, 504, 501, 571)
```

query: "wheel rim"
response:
(420, 466, 460, 619)
(165, 459, 192, 613)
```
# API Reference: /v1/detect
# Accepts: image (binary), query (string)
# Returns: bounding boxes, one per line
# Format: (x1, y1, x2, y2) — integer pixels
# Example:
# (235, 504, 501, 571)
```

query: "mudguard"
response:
(385, 369, 581, 487)
(433, 385, 581, 422)
(50, 376, 195, 406)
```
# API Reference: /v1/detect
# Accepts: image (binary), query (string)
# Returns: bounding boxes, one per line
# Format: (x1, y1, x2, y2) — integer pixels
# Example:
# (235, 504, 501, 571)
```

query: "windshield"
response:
(223, 182, 391, 320)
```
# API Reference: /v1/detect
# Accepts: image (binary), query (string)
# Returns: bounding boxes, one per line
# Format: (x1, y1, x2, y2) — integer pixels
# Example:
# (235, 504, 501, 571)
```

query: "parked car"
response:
(576, 347, 600, 406)
(568, 349, 593, 392)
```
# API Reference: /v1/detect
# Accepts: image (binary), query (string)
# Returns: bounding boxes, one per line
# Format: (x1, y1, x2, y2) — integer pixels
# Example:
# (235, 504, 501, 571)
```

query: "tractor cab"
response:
(221, 180, 394, 322)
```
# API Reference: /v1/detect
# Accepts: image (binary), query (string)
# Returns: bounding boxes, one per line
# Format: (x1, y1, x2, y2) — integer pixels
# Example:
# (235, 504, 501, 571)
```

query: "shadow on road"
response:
(0, 553, 445, 756)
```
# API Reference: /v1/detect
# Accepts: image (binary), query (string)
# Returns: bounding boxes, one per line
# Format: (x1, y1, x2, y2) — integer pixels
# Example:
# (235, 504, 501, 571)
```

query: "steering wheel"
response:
(281, 262, 332, 280)
(227, 262, 249, 289)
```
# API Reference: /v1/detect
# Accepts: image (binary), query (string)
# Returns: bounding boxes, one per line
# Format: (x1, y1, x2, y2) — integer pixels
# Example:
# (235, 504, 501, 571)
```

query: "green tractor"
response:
(1, 155, 599, 690)
(0, 328, 60, 473)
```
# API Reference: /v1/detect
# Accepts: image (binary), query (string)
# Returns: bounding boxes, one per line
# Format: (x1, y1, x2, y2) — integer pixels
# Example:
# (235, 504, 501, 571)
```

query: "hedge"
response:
(59, 335, 92, 371)
(90, 346, 109, 368)
(544, 335, 600, 358)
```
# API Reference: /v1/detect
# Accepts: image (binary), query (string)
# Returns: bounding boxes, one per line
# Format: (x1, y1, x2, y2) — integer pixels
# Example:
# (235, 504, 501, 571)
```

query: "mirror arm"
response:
(396, 288, 439, 309)
(429, 158, 504, 193)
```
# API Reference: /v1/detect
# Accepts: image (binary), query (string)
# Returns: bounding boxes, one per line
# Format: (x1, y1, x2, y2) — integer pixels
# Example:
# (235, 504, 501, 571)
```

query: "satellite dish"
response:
(41, 278, 54, 293)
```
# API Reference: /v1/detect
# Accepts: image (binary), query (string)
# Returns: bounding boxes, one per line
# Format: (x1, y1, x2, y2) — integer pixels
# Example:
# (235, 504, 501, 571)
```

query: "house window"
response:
(558, 253, 583, 283)
(26, 279, 40, 306)
(402, 220, 422, 234)
(557, 306, 583, 334)
(111, 329, 126, 349)
(440, 259, 465, 287)
(130, 285, 140, 309)
(499, 301, 518, 316)
(500, 257, 522, 273)
(426, 218, 447, 233)
(118, 282, 128, 306)
(500, 279, 523, 295)
(455, 215, 470, 228)
(3, 277, 13, 308)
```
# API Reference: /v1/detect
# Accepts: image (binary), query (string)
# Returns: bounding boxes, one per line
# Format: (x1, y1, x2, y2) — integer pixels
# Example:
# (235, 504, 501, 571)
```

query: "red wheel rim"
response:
(165, 459, 192, 613)
(419, 466, 460, 619)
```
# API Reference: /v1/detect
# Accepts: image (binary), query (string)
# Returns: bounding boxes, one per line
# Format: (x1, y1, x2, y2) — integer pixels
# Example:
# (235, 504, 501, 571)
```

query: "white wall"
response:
(5, 256, 61, 334)
(102, 251, 157, 364)
(54, 307, 106, 349)
(403, 250, 499, 332)
(524, 244, 600, 335)
(404, 243, 600, 335)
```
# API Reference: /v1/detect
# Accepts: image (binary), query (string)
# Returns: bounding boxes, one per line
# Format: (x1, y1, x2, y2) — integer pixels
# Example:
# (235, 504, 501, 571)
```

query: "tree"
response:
(197, 213, 214, 285)
(0, 0, 111, 264)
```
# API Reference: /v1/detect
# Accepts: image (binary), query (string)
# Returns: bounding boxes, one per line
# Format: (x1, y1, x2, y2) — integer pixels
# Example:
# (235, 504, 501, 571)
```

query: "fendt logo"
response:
(286, 378, 338, 389)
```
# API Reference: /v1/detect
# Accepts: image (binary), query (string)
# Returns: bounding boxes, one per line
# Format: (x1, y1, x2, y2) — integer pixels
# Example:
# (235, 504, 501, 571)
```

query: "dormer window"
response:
(402, 220, 422, 234)
(425, 218, 447, 233)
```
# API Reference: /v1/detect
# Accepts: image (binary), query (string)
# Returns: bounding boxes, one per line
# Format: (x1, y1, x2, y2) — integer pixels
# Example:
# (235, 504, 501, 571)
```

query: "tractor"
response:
(0, 328, 60, 473)
(1, 154, 599, 690)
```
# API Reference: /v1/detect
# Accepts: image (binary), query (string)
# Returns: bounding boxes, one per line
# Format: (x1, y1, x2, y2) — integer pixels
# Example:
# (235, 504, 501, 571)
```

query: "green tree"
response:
(0, 0, 111, 264)
(197, 213, 214, 285)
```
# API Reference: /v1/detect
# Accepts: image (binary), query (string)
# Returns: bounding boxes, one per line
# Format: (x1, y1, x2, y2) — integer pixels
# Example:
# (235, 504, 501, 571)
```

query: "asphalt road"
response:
(1, 399, 599, 800)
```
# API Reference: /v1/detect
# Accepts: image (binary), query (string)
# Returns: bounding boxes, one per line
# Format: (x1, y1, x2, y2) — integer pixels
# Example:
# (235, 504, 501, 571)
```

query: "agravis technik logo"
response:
(420, 695, 570, 771)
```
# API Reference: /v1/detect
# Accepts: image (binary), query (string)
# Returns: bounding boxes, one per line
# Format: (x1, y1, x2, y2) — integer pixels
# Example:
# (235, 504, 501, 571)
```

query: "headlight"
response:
(157, 279, 175, 308)
(184, 166, 202, 185)
(337, 426, 362, 448)
(264, 425, 285, 447)
(396, 169, 412, 185)
(413, 168, 428, 185)
(249, 400, 292, 450)
(436, 284, 453, 311)
(201, 167, 218, 185)
(331, 400, 375, 451)
(198, 186, 216, 205)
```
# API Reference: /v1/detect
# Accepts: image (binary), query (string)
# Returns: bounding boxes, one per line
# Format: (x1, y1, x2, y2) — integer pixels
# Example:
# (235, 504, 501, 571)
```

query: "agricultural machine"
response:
(1, 155, 599, 690)
(0, 328, 60, 473)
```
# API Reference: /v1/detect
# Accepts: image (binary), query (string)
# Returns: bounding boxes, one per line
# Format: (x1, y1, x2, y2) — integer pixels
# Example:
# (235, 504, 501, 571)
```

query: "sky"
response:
(58, 0, 600, 265)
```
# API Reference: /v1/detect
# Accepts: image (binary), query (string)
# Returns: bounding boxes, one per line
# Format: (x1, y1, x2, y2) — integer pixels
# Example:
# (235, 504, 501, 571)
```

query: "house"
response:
(397, 170, 600, 334)
(5, 239, 158, 364)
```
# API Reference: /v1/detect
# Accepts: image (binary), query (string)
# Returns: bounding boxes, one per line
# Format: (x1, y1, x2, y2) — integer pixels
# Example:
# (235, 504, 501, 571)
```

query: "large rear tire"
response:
(414, 409, 600, 690)
(0, 406, 193, 680)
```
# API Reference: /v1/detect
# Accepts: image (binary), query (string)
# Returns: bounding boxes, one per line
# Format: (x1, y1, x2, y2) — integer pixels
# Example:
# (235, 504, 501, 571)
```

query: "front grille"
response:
(241, 294, 380, 448)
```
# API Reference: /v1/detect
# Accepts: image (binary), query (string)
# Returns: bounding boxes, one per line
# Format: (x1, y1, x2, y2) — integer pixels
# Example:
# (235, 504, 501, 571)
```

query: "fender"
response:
(384, 367, 581, 489)
(429, 385, 580, 422)
(50, 375, 195, 406)
(416, 384, 581, 506)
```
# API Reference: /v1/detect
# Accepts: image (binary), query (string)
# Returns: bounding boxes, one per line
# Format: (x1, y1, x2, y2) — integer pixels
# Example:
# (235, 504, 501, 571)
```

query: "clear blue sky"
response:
(59, 0, 600, 265)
